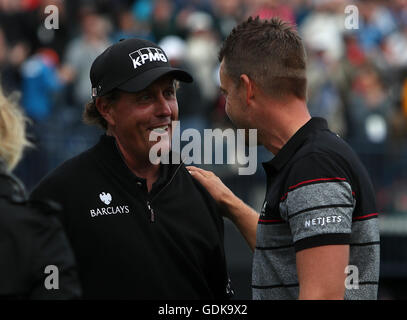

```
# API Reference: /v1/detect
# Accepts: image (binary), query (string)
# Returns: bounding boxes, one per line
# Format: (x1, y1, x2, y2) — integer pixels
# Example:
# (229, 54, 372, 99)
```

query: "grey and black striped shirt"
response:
(253, 118, 379, 300)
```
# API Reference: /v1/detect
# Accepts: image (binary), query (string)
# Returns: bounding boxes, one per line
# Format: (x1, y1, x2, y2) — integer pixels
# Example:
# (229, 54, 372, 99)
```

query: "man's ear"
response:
(95, 97, 115, 126)
(240, 74, 255, 106)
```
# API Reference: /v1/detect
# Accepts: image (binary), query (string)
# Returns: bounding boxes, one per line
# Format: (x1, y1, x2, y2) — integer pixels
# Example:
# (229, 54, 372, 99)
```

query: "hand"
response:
(187, 166, 235, 216)
(187, 166, 259, 251)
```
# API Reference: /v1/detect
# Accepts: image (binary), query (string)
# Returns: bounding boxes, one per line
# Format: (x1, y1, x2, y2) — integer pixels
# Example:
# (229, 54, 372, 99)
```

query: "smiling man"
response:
(30, 38, 233, 299)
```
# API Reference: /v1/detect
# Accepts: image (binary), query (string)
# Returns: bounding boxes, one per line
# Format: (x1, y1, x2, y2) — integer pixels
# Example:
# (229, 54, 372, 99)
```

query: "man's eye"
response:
(165, 89, 175, 97)
(138, 94, 152, 102)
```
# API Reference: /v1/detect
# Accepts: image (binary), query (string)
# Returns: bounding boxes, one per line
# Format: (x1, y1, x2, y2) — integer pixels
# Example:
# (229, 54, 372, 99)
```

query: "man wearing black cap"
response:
(30, 38, 233, 300)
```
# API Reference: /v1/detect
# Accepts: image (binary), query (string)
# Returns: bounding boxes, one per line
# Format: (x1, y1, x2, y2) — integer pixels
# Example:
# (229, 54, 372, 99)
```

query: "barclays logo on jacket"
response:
(89, 192, 130, 218)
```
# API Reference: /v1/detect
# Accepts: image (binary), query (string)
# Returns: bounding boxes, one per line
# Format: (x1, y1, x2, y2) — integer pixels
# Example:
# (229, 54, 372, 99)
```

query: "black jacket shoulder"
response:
(0, 169, 81, 299)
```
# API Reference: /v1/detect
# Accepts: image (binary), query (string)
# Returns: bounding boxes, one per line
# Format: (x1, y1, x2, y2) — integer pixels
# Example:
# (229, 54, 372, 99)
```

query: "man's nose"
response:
(156, 94, 172, 117)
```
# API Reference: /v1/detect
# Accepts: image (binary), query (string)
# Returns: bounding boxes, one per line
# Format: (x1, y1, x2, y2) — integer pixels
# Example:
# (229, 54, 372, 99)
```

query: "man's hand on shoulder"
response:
(187, 166, 235, 218)
(187, 166, 259, 251)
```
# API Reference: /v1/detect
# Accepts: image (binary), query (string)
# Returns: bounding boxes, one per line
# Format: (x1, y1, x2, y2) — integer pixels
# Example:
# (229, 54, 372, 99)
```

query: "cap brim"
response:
(117, 67, 193, 93)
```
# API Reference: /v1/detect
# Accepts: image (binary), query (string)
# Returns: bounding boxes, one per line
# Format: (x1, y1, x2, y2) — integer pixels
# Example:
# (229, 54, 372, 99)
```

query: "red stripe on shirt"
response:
(258, 219, 284, 223)
(288, 177, 347, 190)
(353, 213, 379, 221)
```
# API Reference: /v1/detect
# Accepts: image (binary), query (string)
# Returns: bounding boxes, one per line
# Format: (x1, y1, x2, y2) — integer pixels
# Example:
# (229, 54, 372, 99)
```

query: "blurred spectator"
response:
(151, 0, 180, 41)
(21, 48, 65, 122)
(300, 1, 346, 62)
(211, 0, 244, 39)
(346, 63, 395, 187)
(0, 1, 31, 94)
(63, 7, 111, 108)
(159, 35, 207, 133)
(0, 0, 27, 45)
(0, 41, 30, 95)
(306, 48, 346, 135)
(16, 48, 68, 190)
(357, 1, 397, 54)
(112, 7, 154, 42)
(0, 0, 70, 57)
(22, 0, 71, 58)
(347, 63, 394, 147)
(132, 0, 153, 24)
(173, 0, 213, 14)
(343, 32, 367, 67)
(382, 23, 407, 68)
(184, 11, 220, 113)
(249, 0, 296, 25)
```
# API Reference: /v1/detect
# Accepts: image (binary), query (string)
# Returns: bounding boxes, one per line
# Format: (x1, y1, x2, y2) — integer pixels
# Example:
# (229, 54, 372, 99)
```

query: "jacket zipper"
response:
(114, 139, 183, 224)
(146, 162, 184, 223)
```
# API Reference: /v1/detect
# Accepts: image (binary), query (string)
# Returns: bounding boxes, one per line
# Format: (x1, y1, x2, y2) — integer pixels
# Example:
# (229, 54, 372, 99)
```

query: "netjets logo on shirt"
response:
(304, 215, 343, 227)
(89, 192, 130, 218)
(129, 47, 168, 69)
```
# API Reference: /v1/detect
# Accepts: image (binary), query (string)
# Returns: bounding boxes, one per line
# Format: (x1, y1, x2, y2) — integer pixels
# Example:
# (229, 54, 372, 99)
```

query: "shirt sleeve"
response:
(279, 152, 355, 252)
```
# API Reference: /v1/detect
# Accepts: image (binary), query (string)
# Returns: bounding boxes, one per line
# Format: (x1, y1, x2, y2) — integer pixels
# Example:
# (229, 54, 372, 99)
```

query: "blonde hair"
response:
(0, 87, 32, 171)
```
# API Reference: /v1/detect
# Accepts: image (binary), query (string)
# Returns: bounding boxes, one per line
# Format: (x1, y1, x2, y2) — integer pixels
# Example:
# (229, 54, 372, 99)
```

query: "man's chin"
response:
(148, 132, 172, 164)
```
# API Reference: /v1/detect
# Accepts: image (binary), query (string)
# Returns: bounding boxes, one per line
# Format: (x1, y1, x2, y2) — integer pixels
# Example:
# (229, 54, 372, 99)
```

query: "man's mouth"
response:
(149, 125, 170, 135)
(148, 124, 171, 136)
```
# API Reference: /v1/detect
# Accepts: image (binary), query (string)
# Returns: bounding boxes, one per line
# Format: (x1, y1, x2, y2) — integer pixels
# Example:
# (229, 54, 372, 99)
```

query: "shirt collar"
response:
(263, 117, 328, 172)
(98, 134, 174, 190)
(131, 161, 170, 192)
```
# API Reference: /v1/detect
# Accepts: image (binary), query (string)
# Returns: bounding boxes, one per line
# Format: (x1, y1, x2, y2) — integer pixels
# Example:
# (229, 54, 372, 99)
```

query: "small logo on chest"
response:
(99, 192, 112, 205)
(90, 192, 130, 218)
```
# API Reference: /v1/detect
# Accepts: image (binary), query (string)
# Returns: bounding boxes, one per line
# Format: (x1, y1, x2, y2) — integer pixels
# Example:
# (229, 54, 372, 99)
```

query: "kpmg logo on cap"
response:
(129, 47, 168, 69)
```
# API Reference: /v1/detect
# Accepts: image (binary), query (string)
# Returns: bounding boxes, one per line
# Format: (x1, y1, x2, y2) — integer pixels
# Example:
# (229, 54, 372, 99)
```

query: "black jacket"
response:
(30, 135, 232, 299)
(0, 161, 81, 299)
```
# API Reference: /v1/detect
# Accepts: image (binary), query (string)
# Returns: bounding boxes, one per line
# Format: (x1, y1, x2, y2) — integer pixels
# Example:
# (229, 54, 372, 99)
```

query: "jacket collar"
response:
(0, 158, 7, 175)
(0, 158, 27, 199)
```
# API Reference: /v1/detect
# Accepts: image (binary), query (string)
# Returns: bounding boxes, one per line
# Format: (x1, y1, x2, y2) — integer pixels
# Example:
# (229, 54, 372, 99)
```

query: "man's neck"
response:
(111, 134, 160, 192)
(259, 99, 311, 155)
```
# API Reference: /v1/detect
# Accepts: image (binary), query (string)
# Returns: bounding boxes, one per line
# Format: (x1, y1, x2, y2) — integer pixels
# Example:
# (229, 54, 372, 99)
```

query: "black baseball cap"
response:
(90, 38, 193, 97)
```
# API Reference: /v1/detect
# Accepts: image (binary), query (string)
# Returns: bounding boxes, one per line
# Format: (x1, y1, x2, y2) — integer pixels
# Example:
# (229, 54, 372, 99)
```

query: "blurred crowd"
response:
(1, 0, 407, 215)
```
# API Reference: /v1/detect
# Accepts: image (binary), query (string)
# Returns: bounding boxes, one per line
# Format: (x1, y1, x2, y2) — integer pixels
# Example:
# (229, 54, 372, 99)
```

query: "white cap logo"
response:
(129, 47, 168, 69)
(99, 192, 112, 205)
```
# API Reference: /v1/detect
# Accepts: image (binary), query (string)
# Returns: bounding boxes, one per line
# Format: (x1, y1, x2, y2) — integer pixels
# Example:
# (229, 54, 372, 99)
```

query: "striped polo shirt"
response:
(252, 117, 380, 300)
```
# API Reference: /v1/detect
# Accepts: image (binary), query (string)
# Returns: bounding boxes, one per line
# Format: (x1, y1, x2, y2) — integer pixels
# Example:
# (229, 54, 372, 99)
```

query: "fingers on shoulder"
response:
(186, 166, 214, 177)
